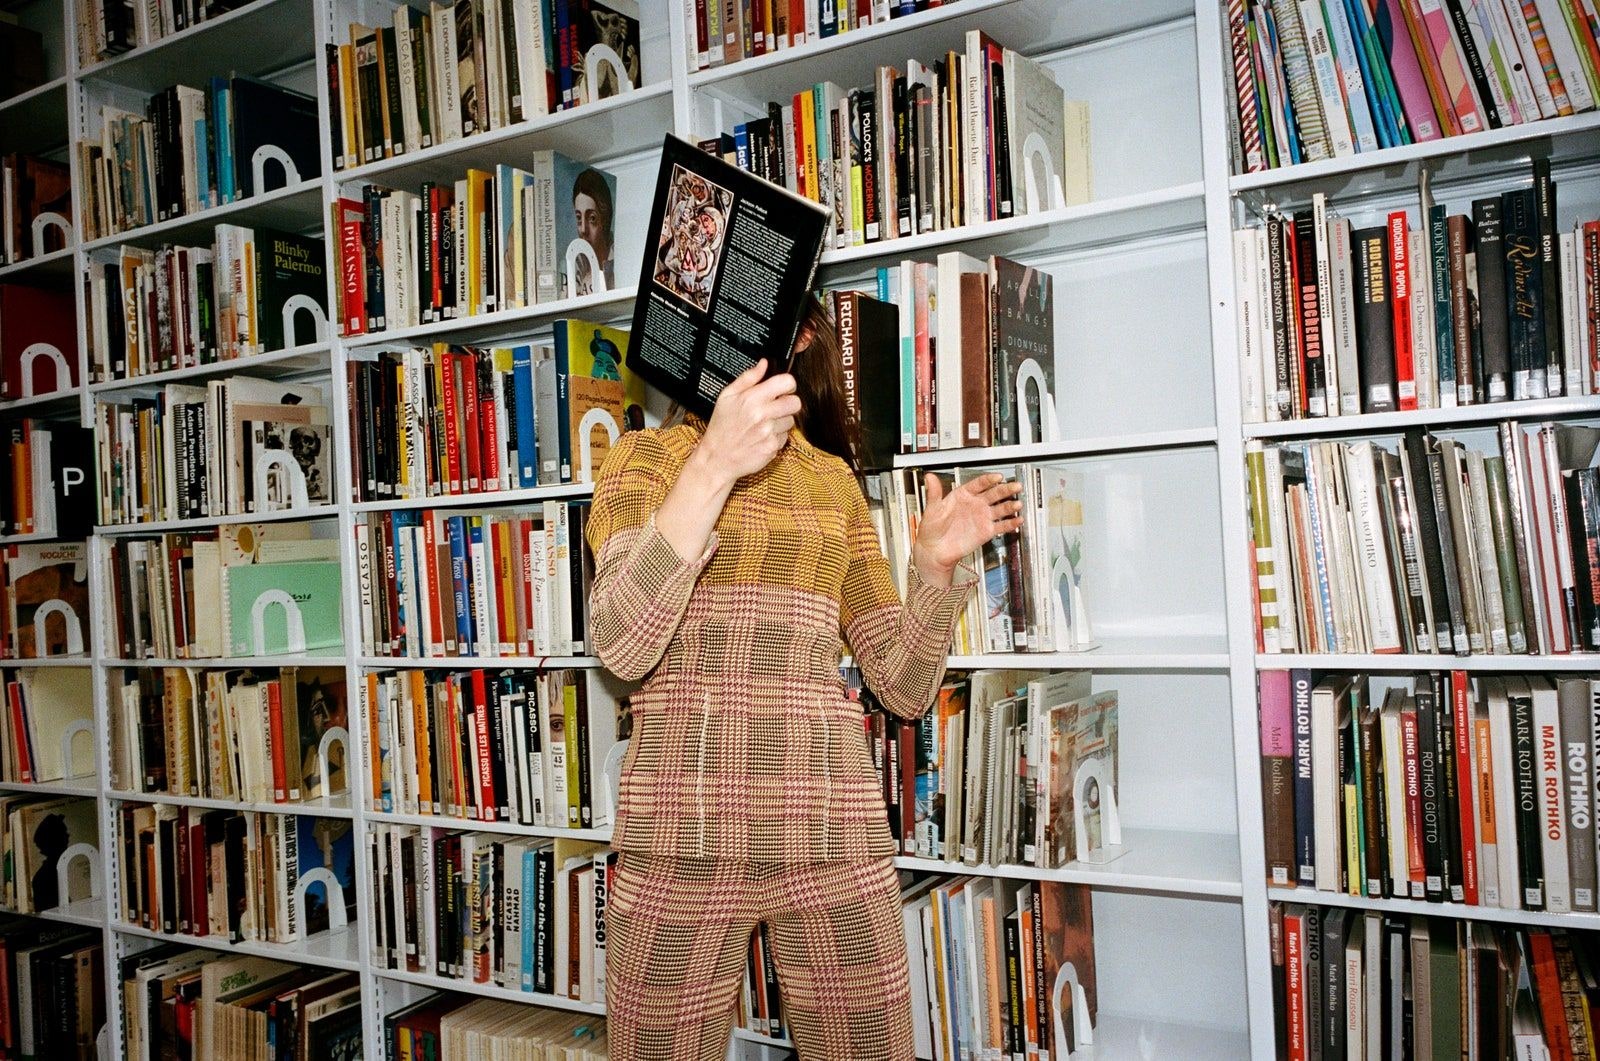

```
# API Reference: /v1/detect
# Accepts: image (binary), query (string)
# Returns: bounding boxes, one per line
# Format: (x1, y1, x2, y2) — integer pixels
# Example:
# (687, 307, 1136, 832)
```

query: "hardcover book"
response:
(0, 284, 77, 398)
(1037, 879, 1097, 1056)
(570, 0, 642, 105)
(296, 813, 357, 936)
(16, 667, 94, 783)
(990, 256, 1056, 447)
(6, 542, 89, 659)
(551, 155, 618, 298)
(252, 229, 328, 353)
(1043, 691, 1118, 868)
(223, 560, 343, 656)
(228, 78, 322, 198)
(625, 135, 829, 420)
(551, 318, 644, 484)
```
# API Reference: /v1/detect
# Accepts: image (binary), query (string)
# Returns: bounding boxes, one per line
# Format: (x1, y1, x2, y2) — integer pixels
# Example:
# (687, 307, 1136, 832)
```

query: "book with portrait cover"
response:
(625, 135, 829, 420)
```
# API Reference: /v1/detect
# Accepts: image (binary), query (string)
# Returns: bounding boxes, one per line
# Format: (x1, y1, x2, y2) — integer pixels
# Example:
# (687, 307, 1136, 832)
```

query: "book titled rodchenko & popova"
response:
(625, 134, 829, 419)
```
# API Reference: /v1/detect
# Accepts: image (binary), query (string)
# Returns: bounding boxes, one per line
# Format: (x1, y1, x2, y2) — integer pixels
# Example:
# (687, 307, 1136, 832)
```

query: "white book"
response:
(1410, 229, 1439, 409)
(1264, 445, 1300, 651)
(394, 5, 421, 153)
(1501, 0, 1567, 115)
(1381, 692, 1410, 887)
(418, 829, 436, 975)
(1531, 0, 1597, 110)
(1344, 933, 1364, 1048)
(1236, 228, 1265, 424)
(1328, 217, 1361, 419)
(1298, 0, 1357, 155)
(433, 5, 464, 140)
(1479, 0, 1543, 120)
(1343, 441, 1403, 652)
(903, 894, 935, 1060)
(1562, 233, 1584, 395)
(500, 839, 525, 989)
(1466, 450, 1511, 654)
(1489, 677, 1524, 908)
(482, 0, 507, 129)
(1533, 677, 1572, 911)
(1312, 678, 1346, 891)
(1311, 193, 1341, 415)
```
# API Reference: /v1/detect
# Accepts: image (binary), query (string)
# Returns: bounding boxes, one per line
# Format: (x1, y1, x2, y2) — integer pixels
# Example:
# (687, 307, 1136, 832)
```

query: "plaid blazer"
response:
(585, 419, 974, 862)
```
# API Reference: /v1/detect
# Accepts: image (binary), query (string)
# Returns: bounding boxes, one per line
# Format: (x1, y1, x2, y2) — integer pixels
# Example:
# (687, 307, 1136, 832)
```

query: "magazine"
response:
(625, 135, 828, 419)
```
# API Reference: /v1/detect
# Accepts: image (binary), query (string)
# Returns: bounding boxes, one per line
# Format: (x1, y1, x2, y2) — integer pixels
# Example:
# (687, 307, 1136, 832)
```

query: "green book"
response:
(225, 560, 343, 656)
(1483, 457, 1529, 654)
(252, 228, 328, 353)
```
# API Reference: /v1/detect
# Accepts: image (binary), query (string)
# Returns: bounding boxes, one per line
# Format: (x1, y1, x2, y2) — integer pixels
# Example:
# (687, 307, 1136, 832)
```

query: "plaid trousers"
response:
(605, 853, 915, 1060)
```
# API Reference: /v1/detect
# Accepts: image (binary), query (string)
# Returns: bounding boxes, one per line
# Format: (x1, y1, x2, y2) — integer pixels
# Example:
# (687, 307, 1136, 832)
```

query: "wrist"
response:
(911, 542, 956, 588)
(686, 441, 738, 494)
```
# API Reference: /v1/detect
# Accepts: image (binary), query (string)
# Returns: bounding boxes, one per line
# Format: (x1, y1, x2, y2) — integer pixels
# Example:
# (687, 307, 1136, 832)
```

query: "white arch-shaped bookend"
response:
(31, 599, 84, 657)
(577, 407, 620, 483)
(316, 726, 349, 798)
(281, 293, 328, 348)
(294, 866, 349, 931)
(55, 841, 101, 904)
(19, 343, 70, 397)
(583, 42, 634, 101)
(1015, 359, 1061, 447)
(564, 238, 607, 299)
(1071, 756, 1124, 865)
(1021, 131, 1067, 215)
(600, 740, 627, 823)
(250, 588, 308, 654)
(251, 144, 302, 196)
(1049, 553, 1095, 652)
(59, 719, 94, 781)
(1051, 959, 1096, 1056)
(30, 212, 71, 258)
(253, 448, 310, 512)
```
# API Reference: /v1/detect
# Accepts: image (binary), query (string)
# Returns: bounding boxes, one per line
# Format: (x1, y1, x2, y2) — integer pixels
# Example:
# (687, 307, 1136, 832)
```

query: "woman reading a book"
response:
(586, 298, 1021, 1060)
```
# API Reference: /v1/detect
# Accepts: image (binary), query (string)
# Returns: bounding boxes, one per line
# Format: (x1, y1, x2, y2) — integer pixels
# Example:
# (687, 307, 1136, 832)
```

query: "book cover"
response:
(227, 77, 321, 198)
(295, 668, 348, 799)
(0, 285, 76, 399)
(224, 560, 343, 656)
(252, 229, 328, 353)
(296, 813, 357, 937)
(625, 135, 828, 420)
(15, 797, 97, 912)
(552, 318, 643, 484)
(552, 155, 618, 298)
(990, 256, 1055, 447)
(1001, 47, 1069, 214)
(570, 0, 642, 105)
(832, 290, 900, 470)
(18, 668, 93, 783)
(1036, 880, 1096, 1056)
(1043, 691, 1117, 869)
(7, 542, 89, 659)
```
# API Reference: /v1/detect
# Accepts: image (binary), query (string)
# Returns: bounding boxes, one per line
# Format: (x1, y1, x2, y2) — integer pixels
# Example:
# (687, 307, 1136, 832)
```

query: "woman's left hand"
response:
(911, 472, 1024, 588)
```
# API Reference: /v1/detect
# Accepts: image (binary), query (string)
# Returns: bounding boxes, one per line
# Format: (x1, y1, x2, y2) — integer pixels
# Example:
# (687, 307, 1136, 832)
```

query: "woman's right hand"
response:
(694, 358, 802, 484)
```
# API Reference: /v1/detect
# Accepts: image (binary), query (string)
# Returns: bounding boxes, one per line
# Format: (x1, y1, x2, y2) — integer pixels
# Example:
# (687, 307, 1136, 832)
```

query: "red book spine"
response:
(267, 680, 287, 803)
(1451, 669, 1480, 904)
(694, 0, 709, 67)
(339, 206, 367, 336)
(750, 0, 765, 56)
(423, 514, 445, 655)
(792, 91, 809, 198)
(1402, 707, 1426, 897)
(429, 187, 444, 316)
(8, 681, 31, 782)
(1530, 931, 1576, 1061)
(456, 353, 482, 492)
(470, 669, 495, 822)
(1284, 908, 1306, 1061)
(1388, 211, 1417, 410)
(478, 386, 500, 490)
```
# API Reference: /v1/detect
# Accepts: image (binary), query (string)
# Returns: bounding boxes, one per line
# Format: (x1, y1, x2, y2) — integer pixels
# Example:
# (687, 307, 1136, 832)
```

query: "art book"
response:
(1036, 464, 1095, 653)
(550, 318, 645, 484)
(626, 135, 828, 420)
(1037, 879, 1098, 1056)
(0, 284, 76, 398)
(552, 155, 618, 298)
(991, 256, 1057, 447)
(6, 541, 89, 659)
(223, 560, 343, 656)
(293, 668, 347, 799)
(17, 667, 93, 783)
(12, 796, 97, 912)
(1044, 690, 1119, 869)
(296, 813, 356, 936)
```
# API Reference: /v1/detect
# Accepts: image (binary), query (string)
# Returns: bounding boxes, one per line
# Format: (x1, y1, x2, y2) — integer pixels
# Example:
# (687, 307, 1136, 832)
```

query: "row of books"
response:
(868, 462, 1093, 656)
(368, 826, 614, 1005)
(326, 0, 643, 170)
(854, 253, 1059, 458)
(734, 922, 788, 1041)
(77, 77, 320, 241)
(0, 795, 95, 915)
(86, 228, 329, 382)
(346, 322, 641, 502)
(0, 668, 90, 786)
(119, 947, 361, 1061)
(364, 668, 620, 831)
(1262, 672, 1600, 914)
(93, 376, 334, 526)
(686, 0, 954, 71)
(0, 155, 69, 266)
(1236, 165, 1599, 423)
(108, 666, 347, 805)
(707, 36, 1089, 253)
(333, 156, 618, 336)
(1, 419, 92, 538)
(1246, 423, 1600, 657)
(865, 669, 1120, 870)
(356, 504, 592, 660)
(0, 284, 77, 400)
(1, 541, 90, 662)
(106, 525, 343, 660)
(0, 920, 101, 1061)
(76, 0, 256, 65)
(385, 995, 608, 1060)
(116, 804, 357, 945)
(1228, 0, 1600, 172)
(1273, 905, 1594, 1060)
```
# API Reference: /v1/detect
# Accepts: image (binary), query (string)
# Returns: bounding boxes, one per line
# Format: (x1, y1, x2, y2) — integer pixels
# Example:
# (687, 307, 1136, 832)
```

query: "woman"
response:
(586, 299, 1023, 1060)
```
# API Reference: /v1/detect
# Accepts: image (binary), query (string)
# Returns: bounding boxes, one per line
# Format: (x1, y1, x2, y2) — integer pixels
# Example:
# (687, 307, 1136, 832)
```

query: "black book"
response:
(1441, 0, 1503, 127)
(1532, 159, 1562, 394)
(1435, 673, 1463, 901)
(892, 74, 911, 237)
(766, 101, 787, 187)
(625, 135, 828, 420)
(833, 289, 899, 469)
(354, 28, 383, 162)
(253, 228, 326, 352)
(854, 90, 879, 241)
(1564, 468, 1600, 650)
(1303, 904, 1323, 1061)
(223, 812, 248, 940)
(1502, 188, 1544, 400)
(363, 186, 385, 330)
(1415, 683, 1444, 901)
(43, 423, 94, 537)
(1400, 430, 1454, 653)
(418, 182, 434, 323)
(230, 77, 321, 198)
(1322, 906, 1349, 1058)
(156, 813, 178, 932)
(1424, 439, 1469, 653)
(574, 679, 594, 828)
(991, 59, 1013, 220)
(1293, 211, 1329, 417)
(484, 678, 509, 821)
(1002, 910, 1023, 1055)
(1472, 197, 1509, 403)
(1353, 226, 1397, 413)
(325, 44, 343, 169)
(1507, 678, 1545, 909)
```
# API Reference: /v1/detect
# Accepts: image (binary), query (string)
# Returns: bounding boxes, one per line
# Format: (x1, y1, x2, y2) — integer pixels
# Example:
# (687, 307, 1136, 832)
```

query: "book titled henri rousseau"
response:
(625, 134, 830, 419)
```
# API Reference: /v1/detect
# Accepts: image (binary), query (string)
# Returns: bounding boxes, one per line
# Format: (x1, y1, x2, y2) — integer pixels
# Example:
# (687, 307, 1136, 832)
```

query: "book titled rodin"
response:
(625, 135, 829, 420)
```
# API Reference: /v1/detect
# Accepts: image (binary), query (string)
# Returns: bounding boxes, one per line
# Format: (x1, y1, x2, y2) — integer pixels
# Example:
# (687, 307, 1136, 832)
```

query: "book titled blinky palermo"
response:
(226, 560, 343, 656)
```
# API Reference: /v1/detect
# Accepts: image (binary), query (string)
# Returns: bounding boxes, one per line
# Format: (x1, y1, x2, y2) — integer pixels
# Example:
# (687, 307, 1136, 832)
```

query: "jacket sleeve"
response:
(584, 431, 717, 681)
(840, 484, 976, 720)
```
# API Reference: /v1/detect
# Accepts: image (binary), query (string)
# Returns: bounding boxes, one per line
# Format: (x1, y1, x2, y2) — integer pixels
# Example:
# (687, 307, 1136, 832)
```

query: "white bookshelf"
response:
(21, 0, 1592, 1055)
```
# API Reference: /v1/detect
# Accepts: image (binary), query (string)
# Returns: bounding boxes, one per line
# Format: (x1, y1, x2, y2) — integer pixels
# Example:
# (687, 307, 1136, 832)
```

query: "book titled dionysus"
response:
(625, 135, 829, 420)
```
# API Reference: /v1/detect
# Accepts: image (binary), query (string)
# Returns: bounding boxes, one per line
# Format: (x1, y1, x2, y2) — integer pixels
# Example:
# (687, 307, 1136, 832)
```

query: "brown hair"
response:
(790, 294, 863, 477)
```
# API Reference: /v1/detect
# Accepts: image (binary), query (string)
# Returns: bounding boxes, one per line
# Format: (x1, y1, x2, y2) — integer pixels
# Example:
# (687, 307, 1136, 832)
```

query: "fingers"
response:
(748, 372, 798, 402)
(724, 359, 768, 396)
(923, 473, 946, 505)
(990, 515, 1024, 536)
(979, 479, 1023, 505)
